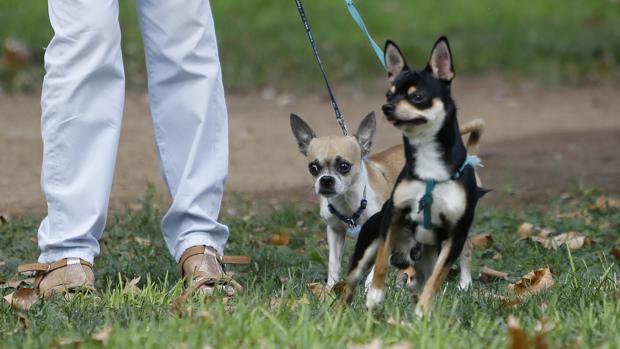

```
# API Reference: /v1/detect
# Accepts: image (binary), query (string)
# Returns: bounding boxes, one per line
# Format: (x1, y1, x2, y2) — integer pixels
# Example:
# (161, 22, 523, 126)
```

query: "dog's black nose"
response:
(382, 103, 395, 115)
(319, 176, 335, 187)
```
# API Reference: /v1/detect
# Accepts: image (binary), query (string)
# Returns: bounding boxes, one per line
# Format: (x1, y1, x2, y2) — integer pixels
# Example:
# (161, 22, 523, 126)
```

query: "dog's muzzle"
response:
(318, 176, 336, 195)
(382, 103, 396, 118)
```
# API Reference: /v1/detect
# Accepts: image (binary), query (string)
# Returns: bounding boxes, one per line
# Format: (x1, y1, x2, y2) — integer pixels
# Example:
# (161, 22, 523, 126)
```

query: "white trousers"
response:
(38, 0, 229, 264)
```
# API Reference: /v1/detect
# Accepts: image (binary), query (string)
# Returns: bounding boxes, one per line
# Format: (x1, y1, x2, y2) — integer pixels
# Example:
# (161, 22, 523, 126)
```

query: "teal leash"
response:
(419, 180, 436, 229)
(344, 0, 386, 69)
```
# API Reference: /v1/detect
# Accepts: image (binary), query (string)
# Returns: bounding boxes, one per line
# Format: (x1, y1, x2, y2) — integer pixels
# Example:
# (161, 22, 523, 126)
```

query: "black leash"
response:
(293, 0, 349, 136)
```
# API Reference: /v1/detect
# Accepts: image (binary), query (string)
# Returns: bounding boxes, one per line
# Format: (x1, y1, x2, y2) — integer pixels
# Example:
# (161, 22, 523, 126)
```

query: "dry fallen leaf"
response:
(611, 246, 620, 260)
(533, 318, 553, 349)
(269, 295, 311, 311)
(518, 222, 534, 239)
(389, 341, 412, 349)
(348, 339, 382, 349)
(591, 195, 620, 212)
(507, 316, 529, 349)
(507, 315, 552, 349)
(269, 296, 280, 310)
(550, 232, 592, 250)
(492, 252, 503, 261)
(508, 267, 555, 295)
(387, 316, 412, 328)
(123, 277, 141, 295)
(0, 279, 35, 290)
(598, 222, 611, 230)
(535, 318, 554, 335)
(538, 229, 552, 239)
(130, 236, 151, 247)
(348, 340, 412, 349)
(555, 211, 582, 220)
(559, 192, 573, 200)
(265, 234, 290, 246)
(528, 232, 592, 251)
(469, 233, 493, 249)
(91, 327, 112, 345)
(3, 288, 39, 311)
(307, 282, 330, 301)
(170, 289, 192, 316)
(297, 294, 311, 306)
(54, 336, 84, 347)
(501, 297, 523, 310)
(18, 312, 29, 329)
(479, 266, 508, 282)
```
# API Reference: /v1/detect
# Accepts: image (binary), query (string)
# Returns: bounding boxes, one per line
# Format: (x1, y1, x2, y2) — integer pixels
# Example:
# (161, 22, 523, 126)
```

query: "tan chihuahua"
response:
(290, 113, 484, 288)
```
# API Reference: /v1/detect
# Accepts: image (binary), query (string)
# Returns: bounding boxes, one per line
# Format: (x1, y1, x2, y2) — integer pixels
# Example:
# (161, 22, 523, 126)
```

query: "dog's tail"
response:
(460, 118, 485, 155)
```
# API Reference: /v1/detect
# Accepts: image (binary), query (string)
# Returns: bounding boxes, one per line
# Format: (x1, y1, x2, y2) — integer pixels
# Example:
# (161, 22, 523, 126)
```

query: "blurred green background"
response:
(0, 0, 618, 92)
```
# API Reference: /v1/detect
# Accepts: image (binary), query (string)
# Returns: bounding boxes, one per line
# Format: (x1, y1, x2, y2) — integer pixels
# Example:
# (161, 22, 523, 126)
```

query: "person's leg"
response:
(38, 0, 125, 264)
(136, 0, 229, 261)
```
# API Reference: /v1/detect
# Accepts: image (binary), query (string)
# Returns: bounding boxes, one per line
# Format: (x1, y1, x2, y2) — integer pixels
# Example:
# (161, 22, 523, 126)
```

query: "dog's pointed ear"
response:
(385, 40, 406, 82)
(356, 112, 376, 157)
(290, 113, 316, 156)
(427, 36, 455, 82)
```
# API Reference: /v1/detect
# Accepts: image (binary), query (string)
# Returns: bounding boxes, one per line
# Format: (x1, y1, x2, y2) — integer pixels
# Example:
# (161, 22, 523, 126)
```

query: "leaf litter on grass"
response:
(508, 267, 555, 296)
(264, 233, 290, 246)
(348, 339, 411, 349)
(479, 266, 509, 282)
(469, 233, 493, 249)
(3, 288, 38, 311)
(518, 222, 593, 251)
(52, 327, 114, 348)
(507, 315, 555, 349)
(2, 189, 620, 347)
(306, 282, 331, 301)
(123, 277, 141, 295)
(590, 195, 620, 212)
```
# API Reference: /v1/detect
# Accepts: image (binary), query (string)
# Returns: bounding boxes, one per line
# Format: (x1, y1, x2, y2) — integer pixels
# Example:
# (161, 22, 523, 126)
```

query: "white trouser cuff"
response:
(38, 248, 95, 265)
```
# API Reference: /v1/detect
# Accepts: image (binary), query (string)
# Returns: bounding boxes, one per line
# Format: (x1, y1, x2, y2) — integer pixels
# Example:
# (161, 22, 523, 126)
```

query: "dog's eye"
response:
(338, 162, 351, 174)
(410, 93, 425, 103)
(308, 163, 320, 176)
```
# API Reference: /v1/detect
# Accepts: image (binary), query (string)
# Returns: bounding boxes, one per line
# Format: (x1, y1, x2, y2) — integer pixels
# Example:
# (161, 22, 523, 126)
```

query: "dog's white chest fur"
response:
(392, 140, 466, 244)
(393, 180, 466, 244)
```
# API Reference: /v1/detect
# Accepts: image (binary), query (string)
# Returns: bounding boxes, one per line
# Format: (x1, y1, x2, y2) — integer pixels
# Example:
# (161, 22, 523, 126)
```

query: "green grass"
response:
(0, 0, 619, 91)
(1, 189, 619, 348)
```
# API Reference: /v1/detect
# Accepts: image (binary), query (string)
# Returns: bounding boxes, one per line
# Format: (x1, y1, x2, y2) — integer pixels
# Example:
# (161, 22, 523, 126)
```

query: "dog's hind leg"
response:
(458, 239, 473, 290)
(366, 209, 405, 308)
(410, 244, 438, 295)
(414, 239, 453, 318)
(365, 233, 394, 309)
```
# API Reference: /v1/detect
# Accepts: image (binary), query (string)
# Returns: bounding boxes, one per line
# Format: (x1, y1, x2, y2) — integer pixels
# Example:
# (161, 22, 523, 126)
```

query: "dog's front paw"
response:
(365, 287, 384, 309)
(414, 301, 432, 319)
(458, 275, 472, 290)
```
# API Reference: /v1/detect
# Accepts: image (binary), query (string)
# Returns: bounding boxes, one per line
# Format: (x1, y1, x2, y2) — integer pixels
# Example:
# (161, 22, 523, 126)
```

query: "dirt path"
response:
(1, 76, 619, 215)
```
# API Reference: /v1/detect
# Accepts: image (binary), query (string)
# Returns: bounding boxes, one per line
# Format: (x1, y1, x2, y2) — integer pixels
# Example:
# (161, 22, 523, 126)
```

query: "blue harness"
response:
(417, 155, 482, 230)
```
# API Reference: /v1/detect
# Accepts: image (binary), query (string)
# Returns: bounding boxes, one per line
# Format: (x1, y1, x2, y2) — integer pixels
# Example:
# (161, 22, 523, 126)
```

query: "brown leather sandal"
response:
(17, 258, 95, 298)
(178, 245, 250, 296)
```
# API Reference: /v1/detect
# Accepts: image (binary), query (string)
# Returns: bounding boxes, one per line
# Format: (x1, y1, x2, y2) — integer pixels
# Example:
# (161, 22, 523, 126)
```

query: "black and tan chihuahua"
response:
(335, 37, 488, 317)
